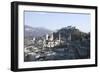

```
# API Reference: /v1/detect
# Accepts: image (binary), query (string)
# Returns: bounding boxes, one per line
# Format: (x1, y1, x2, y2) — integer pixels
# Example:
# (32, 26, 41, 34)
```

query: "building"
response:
(43, 33, 62, 48)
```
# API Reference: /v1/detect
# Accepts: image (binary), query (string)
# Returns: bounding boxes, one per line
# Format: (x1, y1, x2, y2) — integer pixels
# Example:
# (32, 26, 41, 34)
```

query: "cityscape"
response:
(24, 25, 90, 62)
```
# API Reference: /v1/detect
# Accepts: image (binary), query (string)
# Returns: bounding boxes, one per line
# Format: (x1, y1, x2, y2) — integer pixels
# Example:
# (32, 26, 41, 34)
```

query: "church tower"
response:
(59, 33, 61, 41)
(46, 34, 49, 40)
(50, 33, 54, 41)
(68, 34, 71, 41)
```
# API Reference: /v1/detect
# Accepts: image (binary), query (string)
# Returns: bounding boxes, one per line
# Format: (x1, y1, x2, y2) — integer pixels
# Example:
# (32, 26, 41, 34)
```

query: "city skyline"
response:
(24, 11, 91, 33)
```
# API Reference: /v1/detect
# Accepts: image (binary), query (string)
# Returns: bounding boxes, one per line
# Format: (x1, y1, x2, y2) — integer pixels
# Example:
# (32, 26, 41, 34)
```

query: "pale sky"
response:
(24, 11, 91, 33)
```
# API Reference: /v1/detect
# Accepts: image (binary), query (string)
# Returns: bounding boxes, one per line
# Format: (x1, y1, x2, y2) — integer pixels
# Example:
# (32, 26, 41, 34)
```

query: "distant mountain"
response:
(24, 25, 53, 38)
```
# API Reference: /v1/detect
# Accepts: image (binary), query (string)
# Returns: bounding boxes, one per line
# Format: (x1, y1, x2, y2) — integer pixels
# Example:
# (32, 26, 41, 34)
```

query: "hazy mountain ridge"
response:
(24, 25, 90, 41)
(24, 25, 53, 38)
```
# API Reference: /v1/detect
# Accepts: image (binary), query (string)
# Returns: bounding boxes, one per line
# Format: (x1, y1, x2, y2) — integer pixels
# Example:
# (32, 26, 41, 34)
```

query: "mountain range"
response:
(24, 25, 90, 41)
(24, 25, 53, 38)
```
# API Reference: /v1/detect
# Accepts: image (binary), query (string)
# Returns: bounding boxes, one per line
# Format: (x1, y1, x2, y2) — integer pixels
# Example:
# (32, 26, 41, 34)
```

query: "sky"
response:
(24, 11, 91, 33)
